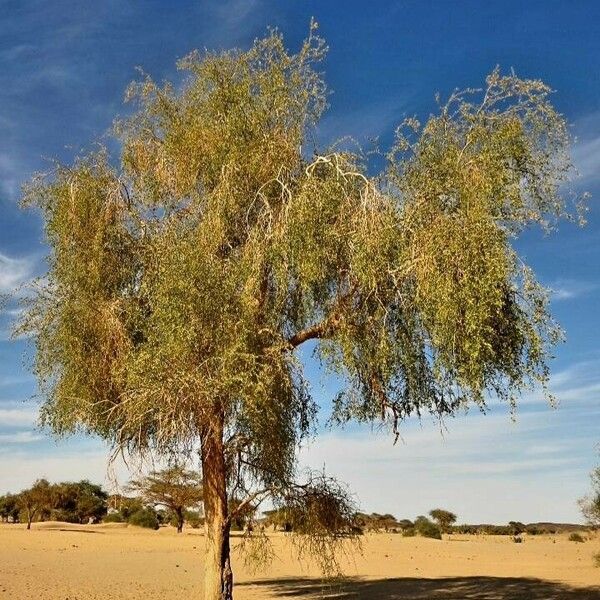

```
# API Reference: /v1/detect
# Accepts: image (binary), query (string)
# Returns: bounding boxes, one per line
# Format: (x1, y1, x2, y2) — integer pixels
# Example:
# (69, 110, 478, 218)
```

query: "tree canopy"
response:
(20, 24, 582, 600)
(429, 509, 457, 533)
(127, 465, 203, 533)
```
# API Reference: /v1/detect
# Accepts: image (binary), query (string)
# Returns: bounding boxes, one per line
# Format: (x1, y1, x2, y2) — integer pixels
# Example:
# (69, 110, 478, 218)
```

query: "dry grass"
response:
(0, 523, 598, 599)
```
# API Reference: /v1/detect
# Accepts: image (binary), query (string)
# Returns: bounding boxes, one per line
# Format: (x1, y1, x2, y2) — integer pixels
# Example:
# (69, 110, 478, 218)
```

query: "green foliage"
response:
(184, 510, 203, 529)
(402, 527, 416, 537)
(579, 466, 600, 527)
(429, 508, 457, 533)
(0, 494, 20, 523)
(17, 479, 54, 527)
(354, 512, 399, 532)
(18, 25, 584, 580)
(414, 515, 442, 539)
(128, 508, 159, 530)
(568, 532, 585, 543)
(52, 480, 108, 523)
(103, 512, 125, 523)
(509, 521, 526, 535)
(127, 465, 202, 532)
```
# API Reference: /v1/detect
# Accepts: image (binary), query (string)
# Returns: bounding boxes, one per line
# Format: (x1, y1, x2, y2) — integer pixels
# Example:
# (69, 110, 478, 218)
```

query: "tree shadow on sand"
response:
(237, 576, 600, 599)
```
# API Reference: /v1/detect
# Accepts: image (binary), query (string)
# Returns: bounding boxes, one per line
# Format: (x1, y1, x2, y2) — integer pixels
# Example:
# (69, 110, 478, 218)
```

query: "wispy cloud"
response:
(0, 430, 43, 444)
(0, 406, 38, 427)
(548, 279, 598, 301)
(0, 252, 36, 294)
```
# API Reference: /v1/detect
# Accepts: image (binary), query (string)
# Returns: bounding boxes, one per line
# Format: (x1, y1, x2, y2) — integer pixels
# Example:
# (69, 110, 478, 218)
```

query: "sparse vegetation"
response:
(568, 532, 585, 543)
(128, 508, 160, 530)
(127, 466, 203, 533)
(429, 509, 457, 533)
(579, 465, 600, 527)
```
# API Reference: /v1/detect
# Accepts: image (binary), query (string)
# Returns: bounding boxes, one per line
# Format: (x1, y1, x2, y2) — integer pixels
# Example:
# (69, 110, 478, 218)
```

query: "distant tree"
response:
(20, 24, 584, 600)
(107, 494, 144, 520)
(53, 480, 108, 523)
(17, 479, 53, 530)
(0, 494, 20, 523)
(429, 509, 457, 533)
(508, 521, 526, 535)
(128, 465, 203, 533)
(128, 507, 160, 530)
(397, 519, 414, 531)
(414, 515, 442, 540)
(579, 466, 600, 527)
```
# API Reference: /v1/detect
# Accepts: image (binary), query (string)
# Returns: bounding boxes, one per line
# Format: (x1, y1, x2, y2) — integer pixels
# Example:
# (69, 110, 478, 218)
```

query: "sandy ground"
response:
(0, 523, 598, 599)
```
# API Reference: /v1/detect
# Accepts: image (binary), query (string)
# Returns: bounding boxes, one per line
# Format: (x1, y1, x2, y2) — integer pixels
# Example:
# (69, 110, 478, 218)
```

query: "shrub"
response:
(568, 532, 585, 543)
(415, 516, 442, 540)
(402, 527, 416, 537)
(103, 512, 124, 523)
(128, 508, 159, 530)
(512, 536, 523, 543)
(185, 510, 204, 529)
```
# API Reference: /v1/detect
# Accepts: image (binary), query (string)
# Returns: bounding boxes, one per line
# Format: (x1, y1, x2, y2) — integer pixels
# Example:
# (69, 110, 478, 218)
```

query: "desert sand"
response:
(0, 522, 598, 599)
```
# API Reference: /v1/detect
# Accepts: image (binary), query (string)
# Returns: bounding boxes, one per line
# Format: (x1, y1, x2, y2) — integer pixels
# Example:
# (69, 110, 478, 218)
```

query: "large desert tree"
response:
(128, 465, 203, 533)
(20, 24, 582, 600)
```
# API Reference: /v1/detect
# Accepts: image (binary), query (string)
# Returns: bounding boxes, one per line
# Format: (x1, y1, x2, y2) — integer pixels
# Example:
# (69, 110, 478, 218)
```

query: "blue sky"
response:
(1, 0, 599, 523)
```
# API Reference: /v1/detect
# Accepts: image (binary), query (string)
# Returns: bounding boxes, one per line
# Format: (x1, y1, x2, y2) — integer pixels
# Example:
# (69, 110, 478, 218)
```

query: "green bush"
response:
(414, 516, 441, 540)
(568, 532, 585, 543)
(402, 527, 416, 537)
(128, 508, 159, 530)
(185, 510, 203, 529)
(103, 512, 125, 523)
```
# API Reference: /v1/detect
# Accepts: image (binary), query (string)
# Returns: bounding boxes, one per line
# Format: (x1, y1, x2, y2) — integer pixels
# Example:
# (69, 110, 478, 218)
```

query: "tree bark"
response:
(201, 411, 233, 600)
(176, 508, 184, 534)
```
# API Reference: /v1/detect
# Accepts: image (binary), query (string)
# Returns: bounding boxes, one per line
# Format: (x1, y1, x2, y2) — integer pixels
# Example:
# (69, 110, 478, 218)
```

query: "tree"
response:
(128, 465, 203, 533)
(0, 494, 20, 523)
(20, 24, 582, 600)
(52, 480, 108, 523)
(414, 515, 442, 539)
(508, 521, 526, 535)
(429, 509, 457, 533)
(17, 479, 53, 530)
(579, 466, 600, 527)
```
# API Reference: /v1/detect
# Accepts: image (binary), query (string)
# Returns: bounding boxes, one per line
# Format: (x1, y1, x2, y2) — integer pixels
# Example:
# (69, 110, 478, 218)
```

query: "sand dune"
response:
(0, 523, 598, 599)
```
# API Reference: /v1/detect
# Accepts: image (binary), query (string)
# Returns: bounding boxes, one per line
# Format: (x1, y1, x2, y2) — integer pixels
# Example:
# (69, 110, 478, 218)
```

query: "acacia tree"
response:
(20, 24, 582, 600)
(429, 509, 457, 533)
(17, 479, 53, 530)
(579, 466, 600, 527)
(128, 465, 203, 533)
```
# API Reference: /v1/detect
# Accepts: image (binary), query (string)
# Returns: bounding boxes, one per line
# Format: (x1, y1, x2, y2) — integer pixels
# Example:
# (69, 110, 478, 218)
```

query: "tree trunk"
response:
(201, 411, 233, 600)
(176, 508, 184, 534)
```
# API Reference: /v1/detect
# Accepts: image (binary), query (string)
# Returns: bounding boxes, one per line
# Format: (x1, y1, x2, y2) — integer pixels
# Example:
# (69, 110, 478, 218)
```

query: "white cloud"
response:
(0, 430, 43, 444)
(0, 252, 36, 294)
(572, 134, 600, 184)
(0, 406, 38, 427)
(548, 279, 598, 301)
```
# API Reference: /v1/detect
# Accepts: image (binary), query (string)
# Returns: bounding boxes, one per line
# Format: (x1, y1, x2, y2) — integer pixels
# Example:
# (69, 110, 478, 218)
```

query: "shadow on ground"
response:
(238, 576, 600, 599)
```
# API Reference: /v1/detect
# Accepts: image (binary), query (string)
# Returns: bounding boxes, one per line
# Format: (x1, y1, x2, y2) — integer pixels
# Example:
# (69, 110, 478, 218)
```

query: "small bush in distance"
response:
(568, 532, 585, 543)
(414, 516, 442, 540)
(402, 527, 416, 537)
(128, 508, 159, 530)
(512, 536, 523, 543)
(103, 512, 125, 523)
